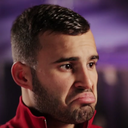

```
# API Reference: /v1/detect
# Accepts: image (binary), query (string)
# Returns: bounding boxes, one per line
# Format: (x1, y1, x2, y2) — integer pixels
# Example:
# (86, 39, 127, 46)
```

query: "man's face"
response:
(31, 30, 99, 124)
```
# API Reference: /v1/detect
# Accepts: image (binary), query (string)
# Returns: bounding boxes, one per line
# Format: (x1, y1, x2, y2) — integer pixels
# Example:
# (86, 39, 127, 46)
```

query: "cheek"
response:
(90, 71, 98, 98)
(94, 73, 98, 100)
(51, 74, 73, 92)
(42, 72, 74, 101)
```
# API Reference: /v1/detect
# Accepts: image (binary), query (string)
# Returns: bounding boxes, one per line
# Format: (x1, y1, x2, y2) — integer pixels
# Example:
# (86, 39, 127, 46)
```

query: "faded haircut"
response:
(11, 4, 90, 66)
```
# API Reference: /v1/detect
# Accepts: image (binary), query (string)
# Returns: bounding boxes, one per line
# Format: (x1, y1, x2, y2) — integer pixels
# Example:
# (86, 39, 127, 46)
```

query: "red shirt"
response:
(0, 97, 102, 128)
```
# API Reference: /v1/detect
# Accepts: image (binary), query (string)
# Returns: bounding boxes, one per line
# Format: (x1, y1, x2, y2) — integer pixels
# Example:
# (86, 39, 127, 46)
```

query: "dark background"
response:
(0, 0, 128, 128)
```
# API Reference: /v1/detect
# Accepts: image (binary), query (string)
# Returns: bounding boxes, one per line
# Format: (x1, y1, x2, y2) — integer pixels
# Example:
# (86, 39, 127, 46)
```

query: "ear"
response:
(11, 62, 33, 90)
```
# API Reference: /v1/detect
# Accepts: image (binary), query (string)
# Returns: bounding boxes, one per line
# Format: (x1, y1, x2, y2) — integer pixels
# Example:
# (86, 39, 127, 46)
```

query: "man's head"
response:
(11, 4, 99, 126)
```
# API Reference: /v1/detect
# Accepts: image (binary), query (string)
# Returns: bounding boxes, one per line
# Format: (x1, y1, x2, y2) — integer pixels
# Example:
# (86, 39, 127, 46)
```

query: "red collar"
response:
(7, 97, 47, 128)
(5, 97, 97, 128)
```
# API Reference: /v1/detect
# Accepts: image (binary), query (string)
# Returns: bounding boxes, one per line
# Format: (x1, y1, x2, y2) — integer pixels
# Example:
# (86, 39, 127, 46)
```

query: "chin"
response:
(72, 105, 95, 123)
(60, 104, 95, 124)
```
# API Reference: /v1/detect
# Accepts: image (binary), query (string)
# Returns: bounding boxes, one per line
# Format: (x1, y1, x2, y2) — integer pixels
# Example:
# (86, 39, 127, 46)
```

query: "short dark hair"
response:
(11, 4, 90, 66)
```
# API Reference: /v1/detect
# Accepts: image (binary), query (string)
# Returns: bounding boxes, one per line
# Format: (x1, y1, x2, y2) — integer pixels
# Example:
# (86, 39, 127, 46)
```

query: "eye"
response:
(88, 62, 96, 69)
(60, 64, 73, 70)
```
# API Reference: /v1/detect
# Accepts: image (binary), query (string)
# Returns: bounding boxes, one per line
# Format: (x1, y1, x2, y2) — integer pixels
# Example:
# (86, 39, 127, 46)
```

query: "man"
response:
(0, 4, 101, 128)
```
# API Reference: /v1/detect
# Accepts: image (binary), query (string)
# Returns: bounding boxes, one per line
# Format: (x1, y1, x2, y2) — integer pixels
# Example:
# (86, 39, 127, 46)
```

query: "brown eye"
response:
(60, 64, 72, 70)
(89, 62, 94, 67)
(65, 64, 72, 69)
(88, 62, 96, 69)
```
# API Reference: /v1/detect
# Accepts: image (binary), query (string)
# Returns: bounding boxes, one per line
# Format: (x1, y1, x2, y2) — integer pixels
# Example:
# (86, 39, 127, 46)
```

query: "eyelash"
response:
(60, 64, 73, 70)
(59, 61, 97, 71)
(88, 61, 97, 69)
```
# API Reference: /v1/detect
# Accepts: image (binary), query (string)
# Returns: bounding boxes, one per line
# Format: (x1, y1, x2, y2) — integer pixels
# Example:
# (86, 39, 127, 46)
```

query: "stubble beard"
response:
(30, 68, 95, 124)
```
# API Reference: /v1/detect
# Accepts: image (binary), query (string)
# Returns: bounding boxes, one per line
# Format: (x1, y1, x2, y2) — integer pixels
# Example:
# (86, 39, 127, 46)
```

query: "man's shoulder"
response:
(91, 124, 102, 128)
(0, 123, 12, 128)
(0, 118, 16, 128)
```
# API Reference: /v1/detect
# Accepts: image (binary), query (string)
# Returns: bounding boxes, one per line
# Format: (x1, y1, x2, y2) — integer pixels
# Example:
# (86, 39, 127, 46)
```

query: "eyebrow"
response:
(53, 57, 79, 63)
(53, 55, 99, 64)
(90, 55, 99, 60)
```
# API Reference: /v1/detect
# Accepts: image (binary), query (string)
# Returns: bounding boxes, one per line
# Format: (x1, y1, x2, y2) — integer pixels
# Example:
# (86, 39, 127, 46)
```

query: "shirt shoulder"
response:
(0, 124, 13, 128)
(91, 125, 102, 128)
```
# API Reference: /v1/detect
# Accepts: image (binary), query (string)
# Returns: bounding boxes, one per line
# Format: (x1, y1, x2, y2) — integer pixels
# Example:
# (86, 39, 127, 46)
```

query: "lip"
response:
(70, 92, 96, 104)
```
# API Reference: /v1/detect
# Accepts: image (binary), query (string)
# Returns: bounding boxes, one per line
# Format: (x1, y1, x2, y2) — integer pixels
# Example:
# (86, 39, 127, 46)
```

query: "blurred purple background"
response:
(0, 0, 128, 128)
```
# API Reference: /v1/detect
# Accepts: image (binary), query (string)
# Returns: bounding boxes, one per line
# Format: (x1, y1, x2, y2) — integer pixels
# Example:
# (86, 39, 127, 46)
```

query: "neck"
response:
(46, 117, 75, 128)
(47, 123, 74, 128)
(45, 116, 87, 128)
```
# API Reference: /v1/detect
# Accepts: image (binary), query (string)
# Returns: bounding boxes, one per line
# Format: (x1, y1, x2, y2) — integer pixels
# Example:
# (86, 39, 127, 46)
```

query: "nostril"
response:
(74, 80, 92, 90)
(75, 83, 86, 90)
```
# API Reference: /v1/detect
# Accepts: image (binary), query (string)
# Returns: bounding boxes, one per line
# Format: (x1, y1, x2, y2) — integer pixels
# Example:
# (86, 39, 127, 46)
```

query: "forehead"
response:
(38, 30, 97, 60)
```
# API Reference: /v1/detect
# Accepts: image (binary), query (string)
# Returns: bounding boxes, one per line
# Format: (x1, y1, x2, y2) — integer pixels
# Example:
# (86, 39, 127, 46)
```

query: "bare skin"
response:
(11, 29, 99, 128)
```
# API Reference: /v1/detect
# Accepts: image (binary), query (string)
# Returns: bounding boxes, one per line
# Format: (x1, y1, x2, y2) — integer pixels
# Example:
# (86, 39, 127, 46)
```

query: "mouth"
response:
(70, 92, 96, 105)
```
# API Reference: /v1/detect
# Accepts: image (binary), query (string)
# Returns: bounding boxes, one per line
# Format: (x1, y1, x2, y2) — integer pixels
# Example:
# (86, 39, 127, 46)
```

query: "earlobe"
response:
(11, 62, 32, 90)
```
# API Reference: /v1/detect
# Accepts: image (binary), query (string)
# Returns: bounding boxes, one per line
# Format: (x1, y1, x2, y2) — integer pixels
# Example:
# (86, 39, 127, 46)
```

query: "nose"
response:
(74, 66, 93, 90)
